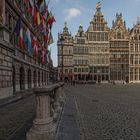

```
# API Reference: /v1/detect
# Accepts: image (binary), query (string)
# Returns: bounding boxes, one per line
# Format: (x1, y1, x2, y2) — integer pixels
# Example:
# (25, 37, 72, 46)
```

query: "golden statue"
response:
(96, 2, 101, 11)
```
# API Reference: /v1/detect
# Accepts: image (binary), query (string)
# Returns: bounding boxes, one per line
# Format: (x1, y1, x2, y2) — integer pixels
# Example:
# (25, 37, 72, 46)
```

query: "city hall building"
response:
(0, 0, 54, 99)
(57, 3, 140, 83)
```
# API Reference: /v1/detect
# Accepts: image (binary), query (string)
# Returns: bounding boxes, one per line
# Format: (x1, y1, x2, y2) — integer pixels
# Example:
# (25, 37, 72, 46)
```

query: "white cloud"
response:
(65, 8, 81, 21)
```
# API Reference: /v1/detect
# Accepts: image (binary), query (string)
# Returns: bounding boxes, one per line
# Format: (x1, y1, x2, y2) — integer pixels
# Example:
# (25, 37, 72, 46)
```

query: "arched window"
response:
(38, 71, 40, 86)
(33, 70, 36, 87)
(20, 67, 25, 90)
(28, 69, 32, 89)
(42, 71, 43, 85)
(45, 72, 47, 85)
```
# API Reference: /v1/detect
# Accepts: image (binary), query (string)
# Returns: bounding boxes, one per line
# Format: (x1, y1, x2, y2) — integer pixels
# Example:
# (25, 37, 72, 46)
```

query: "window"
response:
(135, 44, 138, 52)
(117, 32, 121, 39)
(5, 11, 8, 27)
(65, 69, 68, 73)
(74, 68, 77, 72)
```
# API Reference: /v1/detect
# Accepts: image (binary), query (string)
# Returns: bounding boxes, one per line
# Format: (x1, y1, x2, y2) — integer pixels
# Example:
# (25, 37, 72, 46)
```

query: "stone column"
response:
(26, 89, 54, 140)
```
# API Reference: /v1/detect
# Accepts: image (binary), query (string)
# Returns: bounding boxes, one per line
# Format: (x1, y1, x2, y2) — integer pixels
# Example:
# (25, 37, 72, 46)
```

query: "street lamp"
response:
(60, 36, 65, 81)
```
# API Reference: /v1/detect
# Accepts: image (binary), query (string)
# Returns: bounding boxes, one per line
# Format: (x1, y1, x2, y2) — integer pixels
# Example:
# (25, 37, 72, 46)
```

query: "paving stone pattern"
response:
(0, 95, 36, 140)
(65, 84, 140, 140)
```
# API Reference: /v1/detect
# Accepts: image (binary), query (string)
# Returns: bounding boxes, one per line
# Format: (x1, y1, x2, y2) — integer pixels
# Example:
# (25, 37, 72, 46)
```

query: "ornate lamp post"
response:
(60, 36, 65, 81)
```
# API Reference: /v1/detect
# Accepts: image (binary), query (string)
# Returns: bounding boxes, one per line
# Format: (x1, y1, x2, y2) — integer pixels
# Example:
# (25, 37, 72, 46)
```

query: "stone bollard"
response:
(26, 86, 55, 140)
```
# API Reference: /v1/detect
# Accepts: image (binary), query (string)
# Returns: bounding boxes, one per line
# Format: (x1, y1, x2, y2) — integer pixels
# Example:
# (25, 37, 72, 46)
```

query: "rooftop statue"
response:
(96, 1, 101, 12)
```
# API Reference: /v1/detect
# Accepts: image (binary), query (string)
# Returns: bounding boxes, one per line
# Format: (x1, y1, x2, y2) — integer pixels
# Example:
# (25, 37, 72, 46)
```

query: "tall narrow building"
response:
(86, 2, 110, 82)
(57, 23, 73, 81)
(110, 13, 129, 83)
(129, 18, 140, 83)
(73, 25, 89, 81)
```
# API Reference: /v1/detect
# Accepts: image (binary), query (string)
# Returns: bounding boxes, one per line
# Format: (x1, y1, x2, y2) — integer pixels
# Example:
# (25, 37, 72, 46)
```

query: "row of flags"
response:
(14, 0, 55, 63)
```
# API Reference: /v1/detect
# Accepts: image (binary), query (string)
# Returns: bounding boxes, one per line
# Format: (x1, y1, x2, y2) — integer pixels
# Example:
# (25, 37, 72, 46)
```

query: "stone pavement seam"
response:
(55, 94, 81, 140)
(74, 96, 86, 140)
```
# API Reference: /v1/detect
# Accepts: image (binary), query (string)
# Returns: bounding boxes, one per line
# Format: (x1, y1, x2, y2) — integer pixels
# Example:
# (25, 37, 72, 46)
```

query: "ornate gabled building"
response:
(129, 18, 140, 83)
(86, 2, 110, 82)
(110, 13, 129, 83)
(57, 22, 73, 81)
(57, 2, 140, 84)
(73, 25, 89, 81)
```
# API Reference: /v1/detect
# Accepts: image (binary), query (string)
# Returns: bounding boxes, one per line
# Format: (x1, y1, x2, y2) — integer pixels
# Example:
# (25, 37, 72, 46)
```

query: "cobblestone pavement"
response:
(0, 95, 35, 140)
(65, 84, 140, 140)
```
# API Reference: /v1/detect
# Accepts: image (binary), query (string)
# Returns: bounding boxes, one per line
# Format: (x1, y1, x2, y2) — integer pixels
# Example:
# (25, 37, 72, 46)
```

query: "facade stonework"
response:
(57, 22, 73, 81)
(57, 3, 140, 83)
(73, 25, 89, 81)
(87, 5, 110, 82)
(110, 13, 129, 83)
(0, 0, 54, 99)
(129, 20, 140, 83)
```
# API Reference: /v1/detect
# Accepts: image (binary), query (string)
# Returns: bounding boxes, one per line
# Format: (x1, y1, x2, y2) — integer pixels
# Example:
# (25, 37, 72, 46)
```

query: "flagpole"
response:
(47, 0, 51, 7)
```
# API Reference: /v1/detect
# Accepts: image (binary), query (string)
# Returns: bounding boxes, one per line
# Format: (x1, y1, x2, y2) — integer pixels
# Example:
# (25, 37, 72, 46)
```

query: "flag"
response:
(42, 6, 47, 18)
(33, 6, 37, 25)
(44, 7, 50, 20)
(47, 11, 56, 30)
(37, 12, 41, 25)
(37, 0, 44, 6)
(48, 32, 54, 45)
(29, 0, 33, 7)
(42, 17, 45, 32)
(26, 28, 32, 54)
(14, 18, 22, 36)
(27, 0, 34, 15)
(23, 0, 29, 3)
(14, 18, 23, 49)
(46, 30, 49, 42)
(19, 28, 23, 49)
(41, 46, 46, 63)
(23, 30, 28, 49)
(32, 36, 38, 56)
(39, 0, 45, 13)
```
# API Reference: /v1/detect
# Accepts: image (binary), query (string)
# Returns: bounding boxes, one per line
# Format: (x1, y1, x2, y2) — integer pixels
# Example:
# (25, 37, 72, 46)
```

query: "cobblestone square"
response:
(65, 84, 140, 140)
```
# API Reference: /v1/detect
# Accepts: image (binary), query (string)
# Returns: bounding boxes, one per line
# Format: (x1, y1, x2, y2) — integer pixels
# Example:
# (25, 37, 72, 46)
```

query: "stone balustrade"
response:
(26, 82, 65, 140)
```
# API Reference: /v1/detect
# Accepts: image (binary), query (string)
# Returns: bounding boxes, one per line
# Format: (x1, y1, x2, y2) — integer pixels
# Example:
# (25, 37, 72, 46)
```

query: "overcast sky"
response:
(47, 0, 140, 67)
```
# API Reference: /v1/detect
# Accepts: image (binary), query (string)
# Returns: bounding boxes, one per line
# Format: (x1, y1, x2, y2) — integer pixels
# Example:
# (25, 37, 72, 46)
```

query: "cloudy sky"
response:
(47, 0, 140, 67)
